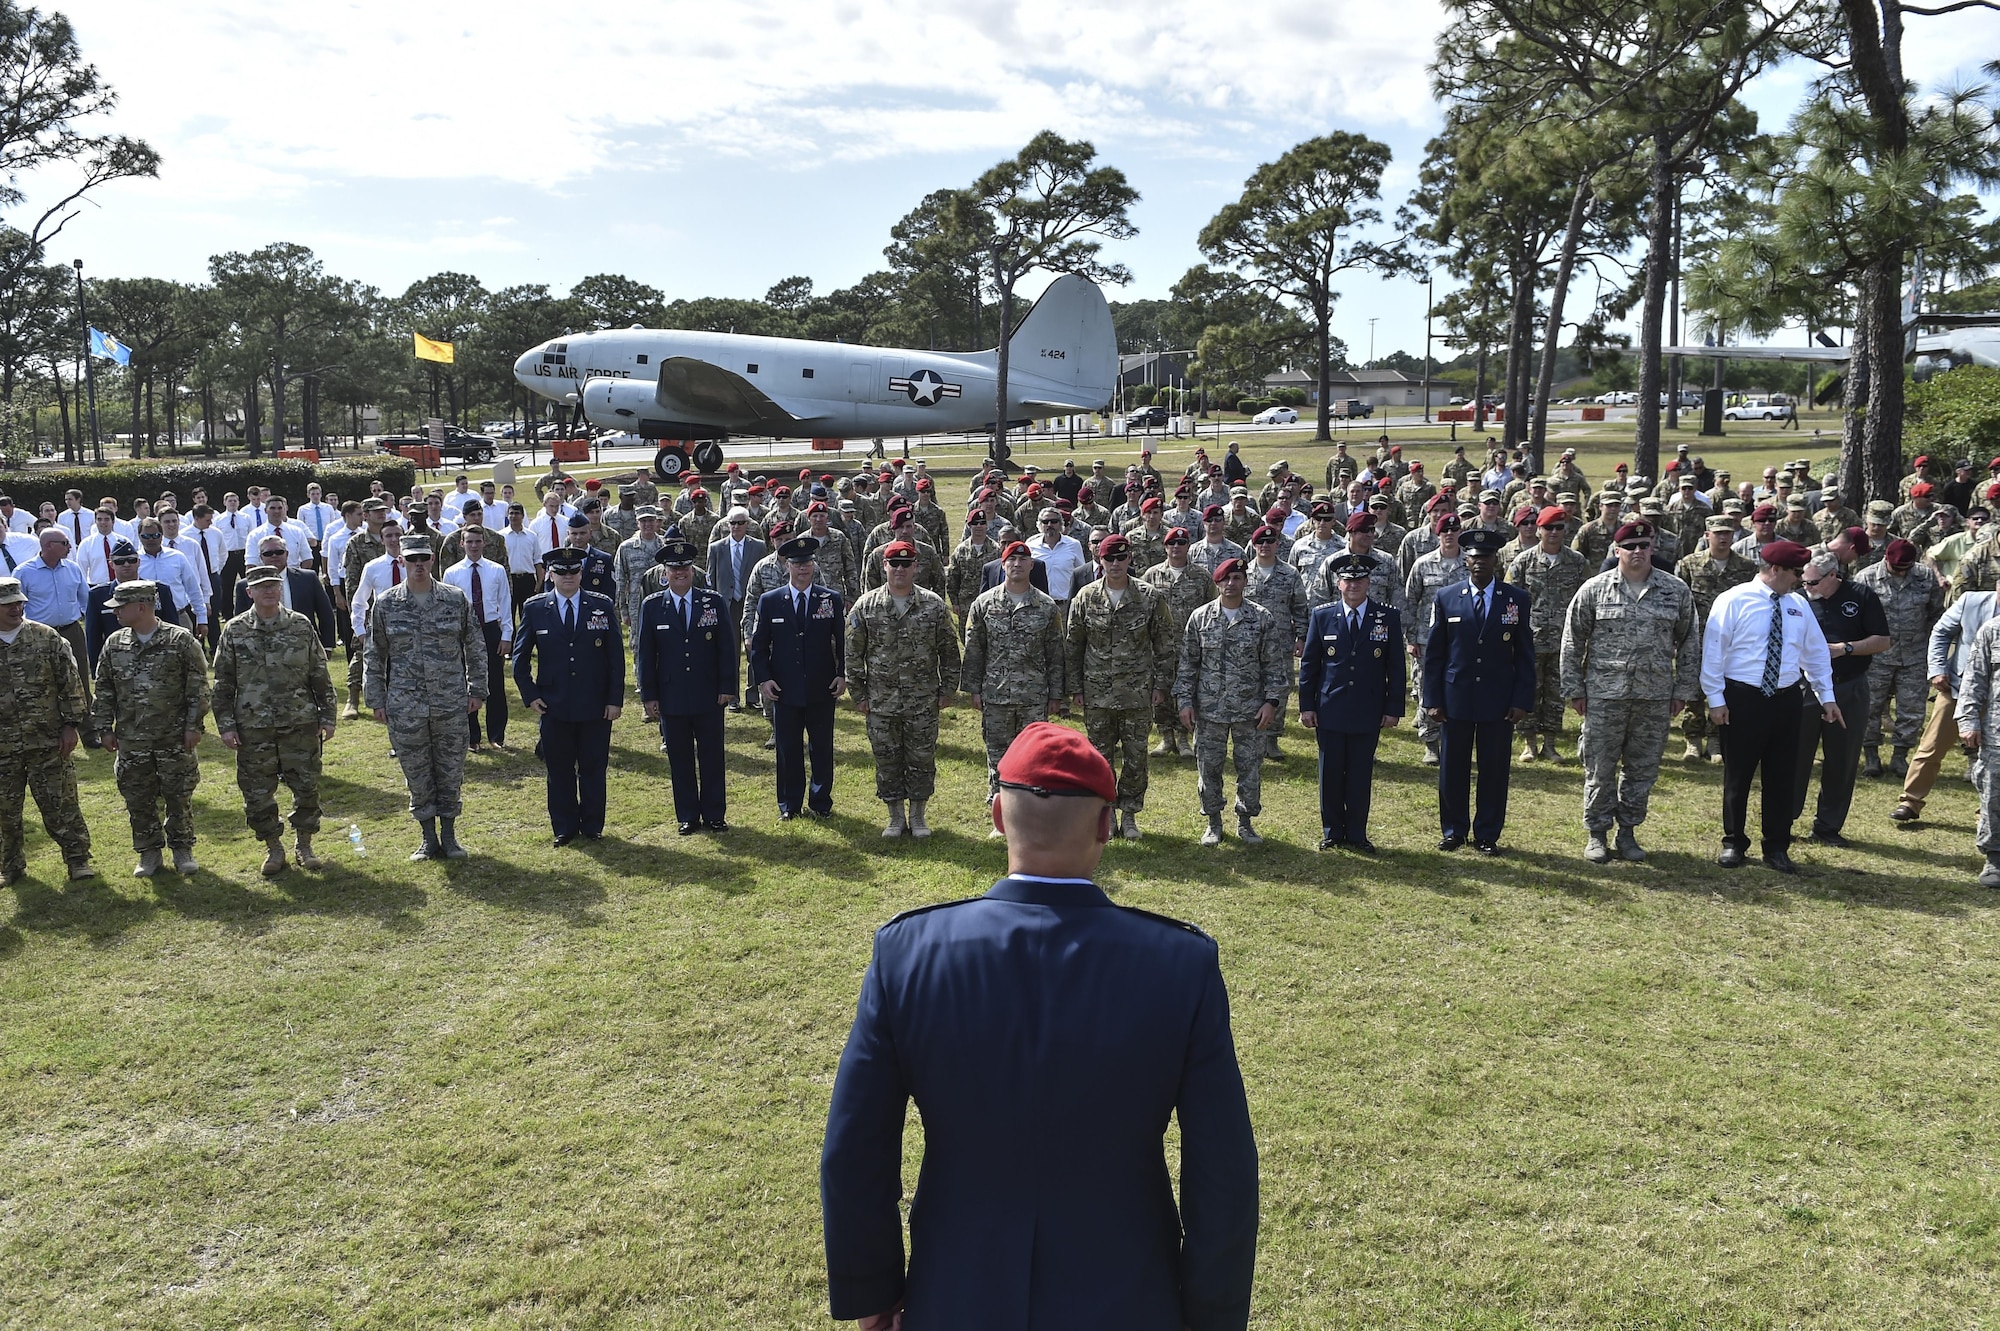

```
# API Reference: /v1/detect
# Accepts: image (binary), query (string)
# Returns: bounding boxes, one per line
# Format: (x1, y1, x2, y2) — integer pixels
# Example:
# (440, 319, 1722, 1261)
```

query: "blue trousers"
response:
(540, 715, 612, 838)
(1315, 729, 1380, 844)
(1440, 717, 1513, 845)
(774, 698, 836, 814)
(661, 708, 727, 825)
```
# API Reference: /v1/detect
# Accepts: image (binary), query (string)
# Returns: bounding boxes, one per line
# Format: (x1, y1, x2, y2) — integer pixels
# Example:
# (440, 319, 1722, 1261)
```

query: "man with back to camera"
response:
(820, 722, 1259, 1331)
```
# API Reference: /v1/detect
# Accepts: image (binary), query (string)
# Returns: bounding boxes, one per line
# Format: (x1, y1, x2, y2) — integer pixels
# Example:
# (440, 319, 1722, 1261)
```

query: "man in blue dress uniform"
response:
(748, 535, 845, 819)
(1299, 555, 1405, 852)
(636, 536, 737, 835)
(542, 513, 617, 600)
(512, 546, 625, 845)
(821, 722, 1259, 1331)
(1422, 527, 1536, 853)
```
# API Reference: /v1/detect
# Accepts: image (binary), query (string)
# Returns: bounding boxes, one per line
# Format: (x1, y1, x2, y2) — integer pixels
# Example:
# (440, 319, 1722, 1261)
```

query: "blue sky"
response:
(40, 0, 2000, 363)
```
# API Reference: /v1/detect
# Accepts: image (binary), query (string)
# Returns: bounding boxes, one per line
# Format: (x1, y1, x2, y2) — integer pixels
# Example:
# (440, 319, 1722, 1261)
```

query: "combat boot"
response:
(171, 846, 198, 876)
(1864, 746, 1882, 777)
(1265, 738, 1285, 762)
(1119, 810, 1141, 841)
(262, 837, 289, 877)
(1981, 856, 2000, 890)
(132, 849, 161, 879)
(1200, 814, 1224, 846)
(1236, 815, 1263, 846)
(1423, 742, 1441, 767)
(1174, 727, 1193, 758)
(411, 818, 443, 861)
(341, 701, 360, 721)
(1, 866, 20, 886)
(295, 833, 324, 870)
(66, 858, 97, 881)
(1683, 740, 1703, 761)
(438, 818, 469, 860)
(1520, 739, 1538, 763)
(1583, 831, 1610, 864)
(1151, 733, 1175, 757)
(907, 801, 931, 839)
(881, 800, 907, 838)
(1542, 737, 1562, 762)
(1891, 746, 1910, 778)
(1616, 824, 1647, 862)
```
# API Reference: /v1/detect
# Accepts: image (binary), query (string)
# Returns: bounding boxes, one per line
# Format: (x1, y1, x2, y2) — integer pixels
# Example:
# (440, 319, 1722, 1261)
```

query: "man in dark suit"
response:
(1422, 527, 1536, 853)
(821, 722, 1259, 1329)
(636, 536, 738, 834)
(234, 537, 339, 649)
(86, 542, 179, 668)
(748, 535, 844, 819)
(977, 552, 1050, 596)
(1299, 555, 1405, 852)
(512, 546, 626, 845)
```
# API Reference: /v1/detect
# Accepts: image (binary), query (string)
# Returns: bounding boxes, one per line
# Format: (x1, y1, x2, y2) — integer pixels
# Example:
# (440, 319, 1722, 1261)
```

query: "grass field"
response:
(6, 414, 1999, 1328)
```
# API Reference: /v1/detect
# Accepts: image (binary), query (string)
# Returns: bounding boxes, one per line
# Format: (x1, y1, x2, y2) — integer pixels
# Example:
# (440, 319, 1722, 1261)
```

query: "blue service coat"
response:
(635, 585, 739, 712)
(86, 580, 180, 668)
(821, 875, 1259, 1330)
(539, 546, 616, 600)
(1421, 579, 1536, 721)
(748, 582, 845, 702)
(1297, 600, 1405, 733)
(512, 589, 626, 722)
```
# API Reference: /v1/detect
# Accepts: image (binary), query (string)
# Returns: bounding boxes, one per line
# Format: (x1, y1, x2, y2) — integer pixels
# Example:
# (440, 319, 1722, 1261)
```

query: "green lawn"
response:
(7, 419, 1998, 1328)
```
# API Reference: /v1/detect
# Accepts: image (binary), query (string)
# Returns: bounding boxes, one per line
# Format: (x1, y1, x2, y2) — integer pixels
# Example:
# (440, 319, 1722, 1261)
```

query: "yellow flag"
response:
(413, 332, 455, 364)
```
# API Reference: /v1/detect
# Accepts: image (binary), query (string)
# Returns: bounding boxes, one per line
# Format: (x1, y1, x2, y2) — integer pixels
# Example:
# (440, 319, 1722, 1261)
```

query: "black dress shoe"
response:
(705, 820, 729, 833)
(1318, 836, 1341, 851)
(1762, 850, 1798, 874)
(1810, 828, 1852, 848)
(1717, 846, 1746, 868)
(1351, 838, 1379, 855)
(678, 822, 699, 836)
(553, 833, 575, 847)
(1437, 834, 1465, 852)
(1473, 840, 1500, 856)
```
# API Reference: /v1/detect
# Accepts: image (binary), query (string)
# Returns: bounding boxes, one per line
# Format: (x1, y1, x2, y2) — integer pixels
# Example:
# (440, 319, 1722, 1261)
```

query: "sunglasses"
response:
(1252, 537, 1276, 546)
(1617, 542, 1653, 551)
(886, 559, 916, 568)
(1102, 552, 1130, 561)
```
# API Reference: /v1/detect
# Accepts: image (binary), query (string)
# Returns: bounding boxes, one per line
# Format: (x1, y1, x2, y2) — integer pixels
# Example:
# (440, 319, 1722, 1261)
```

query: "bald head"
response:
(993, 788, 1112, 876)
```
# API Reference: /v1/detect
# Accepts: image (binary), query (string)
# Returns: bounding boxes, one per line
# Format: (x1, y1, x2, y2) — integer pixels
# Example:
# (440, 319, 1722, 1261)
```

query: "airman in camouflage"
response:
(1953, 616, 2000, 885)
(1505, 510, 1591, 761)
(1065, 535, 1175, 837)
(1245, 529, 1309, 758)
(862, 532, 946, 596)
(339, 501, 390, 717)
(1559, 523, 1701, 863)
(0, 577, 95, 884)
(362, 535, 487, 860)
(846, 541, 961, 837)
(947, 517, 1001, 623)
(1176, 559, 1291, 846)
(1572, 492, 1623, 565)
(88, 581, 211, 878)
(213, 564, 339, 875)
(802, 505, 857, 600)
(960, 548, 1067, 807)
(1674, 517, 1761, 760)
(1856, 547, 1945, 774)
(1141, 529, 1217, 756)
(1404, 521, 1470, 764)
(612, 508, 666, 625)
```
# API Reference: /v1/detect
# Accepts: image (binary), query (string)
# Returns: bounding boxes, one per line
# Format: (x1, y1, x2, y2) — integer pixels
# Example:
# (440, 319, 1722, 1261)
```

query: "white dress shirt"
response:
(296, 501, 340, 545)
(442, 557, 512, 632)
(56, 507, 95, 546)
(2, 509, 31, 533)
(502, 528, 543, 576)
(167, 535, 214, 601)
(1700, 577, 1834, 708)
(76, 530, 129, 585)
(482, 499, 511, 529)
(140, 548, 207, 626)
(186, 523, 229, 583)
(247, 519, 315, 568)
(323, 524, 357, 587)
(349, 553, 405, 634)
(0, 531, 38, 575)
(527, 511, 571, 552)
(1030, 534, 1088, 599)
(215, 508, 254, 553)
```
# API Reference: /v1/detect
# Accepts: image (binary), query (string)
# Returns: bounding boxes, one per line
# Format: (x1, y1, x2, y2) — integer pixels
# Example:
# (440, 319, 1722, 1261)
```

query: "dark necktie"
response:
(564, 598, 575, 634)
(678, 596, 690, 633)
(0, 542, 12, 573)
(470, 562, 484, 621)
(390, 560, 401, 587)
(198, 530, 211, 571)
(1761, 591, 1785, 695)
(1473, 588, 1487, 630)
(1349, 607, 1361, 636)
(796, 591, 807, 619)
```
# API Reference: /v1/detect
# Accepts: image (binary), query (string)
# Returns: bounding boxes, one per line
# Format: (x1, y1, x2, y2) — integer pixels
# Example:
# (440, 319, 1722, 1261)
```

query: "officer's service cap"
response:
(545, 547, 583, 570)
(997, 722, 1116, 802)
(108, 539, 138, 561)
(1706, 514, 1739, 532)
(1459, 528, 1505, 554)
(657, 538, 698, 566)
(400, 535, 434, 557)
(567, 513, 591, 530)
(243, 564, 283, 586)
(0, 577, 23, 604)
(1330, 555, 1374, 581)
(109, 579, 159, 605)
(778, 536, 821, 563)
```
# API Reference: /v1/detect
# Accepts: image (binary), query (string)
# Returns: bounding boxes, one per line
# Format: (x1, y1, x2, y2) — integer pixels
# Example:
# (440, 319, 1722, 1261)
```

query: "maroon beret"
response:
(1761, 539, 1811, 569)
(1251, 524, 1279, 543)
(1752, 503, 1778, 521)
(1613, 520, 1653, 543)
(1203, 504, 1225, 520)
(1345, 511, 1376, 534)
(1098, 533, 1130, 558)
(882, 540, 917, 561)
(1001, 540, 1031, 560)
(1845, 525, 1871, 556)
(1433, 512, 1461, 535)
(1885, 537, 1918, 565)
(1212, 557, 1244, 583)
(997, 722, 1117, 802)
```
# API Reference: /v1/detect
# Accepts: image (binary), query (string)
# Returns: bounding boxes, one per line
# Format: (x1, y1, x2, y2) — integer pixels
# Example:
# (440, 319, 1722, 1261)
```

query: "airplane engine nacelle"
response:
(580, 377, 665, 431)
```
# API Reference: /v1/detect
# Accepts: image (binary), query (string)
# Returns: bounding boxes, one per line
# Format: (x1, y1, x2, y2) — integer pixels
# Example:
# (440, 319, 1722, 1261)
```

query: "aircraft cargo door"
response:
(848, 361, 874, 401)
(877, 357, 904, 402)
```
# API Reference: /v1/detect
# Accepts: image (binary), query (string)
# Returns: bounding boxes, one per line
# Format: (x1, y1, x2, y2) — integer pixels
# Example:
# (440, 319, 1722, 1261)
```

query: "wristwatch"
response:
(1842, 641, 1853, 656)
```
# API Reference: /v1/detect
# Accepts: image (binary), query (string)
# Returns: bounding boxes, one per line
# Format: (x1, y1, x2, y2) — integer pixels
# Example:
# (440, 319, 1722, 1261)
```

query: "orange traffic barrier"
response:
(551, 437, 591, 463)
(1580, 407, 1605, 422)
(277, 449, 321, 463)
(393, 444, 442, 469)
(810, 437, 845, 451)
(1437, 408, 1474, 422)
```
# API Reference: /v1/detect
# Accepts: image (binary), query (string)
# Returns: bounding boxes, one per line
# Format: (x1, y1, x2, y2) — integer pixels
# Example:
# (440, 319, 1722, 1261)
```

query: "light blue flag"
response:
(89, 327, 131, 366)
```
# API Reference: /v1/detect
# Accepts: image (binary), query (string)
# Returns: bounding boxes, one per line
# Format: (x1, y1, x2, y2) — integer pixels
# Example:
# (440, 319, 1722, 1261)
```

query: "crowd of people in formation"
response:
(2, 432, 1994, 883)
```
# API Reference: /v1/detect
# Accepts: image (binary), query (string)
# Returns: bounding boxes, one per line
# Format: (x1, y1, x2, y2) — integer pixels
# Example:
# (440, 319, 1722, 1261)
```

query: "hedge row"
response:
(0, 458, 418, 514)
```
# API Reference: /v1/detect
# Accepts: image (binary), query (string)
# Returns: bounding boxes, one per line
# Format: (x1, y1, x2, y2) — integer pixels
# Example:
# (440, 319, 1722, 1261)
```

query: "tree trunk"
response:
(1838, 287, 1871, 509)
(991, 270, 1015, 462)
(1503, 253, 1534, 452)
(270, 354, 287, 453)
(1532, 179, 1591, 471)
(1857, 255, 1905, 503)
(1634, 137, 1674, 481)
(130, 369, 143, 459)
(1313, 298, 1333, 443)
(201, 384, 216, 454)
(144, 374, 157, 457)
(245, 379, 262, 456)
(49, 356, 73, 464)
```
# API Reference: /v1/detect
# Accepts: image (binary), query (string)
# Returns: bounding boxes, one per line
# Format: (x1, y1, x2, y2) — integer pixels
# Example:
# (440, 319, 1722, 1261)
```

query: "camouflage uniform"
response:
(811, 525, 859, 601)
(911, 500, 950, 553)
(1405, 547, 1470, 750)
(1065, 578, 1175, 812)
(1141, 561, 1217, 751)
(1674, 545, 1759, 753)
(1814, 504, 1861, 543)
(1309, 549, 1401, 614)
(612, 532, 664, 624)
(623, 477, 660, 510)
(845, 585, 960, 802)
(947, 536, 1000, 624)
(863, 537, 946, 597)
(1289, 531, 1345, 591)
(212, 606, 337, 841)
(1126, 525, 1169, 575)
(1558, 569, 1700, 835)
(1855, 560, 1945, 751)
(1954, 618, 2000, 860)
(363, 583, 487, 820)
(602, 506, 638, 548)
(89, 621, 210, 855)
(341, 527, 388, 708)
(1175, 598, 1291, 818)
(1189, 538, 1245, 581)
(1950, 531, 2000, 604)
(678, 506, 719, 551)
(0, 620, 92, 876)
(1245, 558, 1309, 751)
(1572, 515, 1618, 567)
(960, 585, 1067, 797)
(1504, 544, 1591, 747)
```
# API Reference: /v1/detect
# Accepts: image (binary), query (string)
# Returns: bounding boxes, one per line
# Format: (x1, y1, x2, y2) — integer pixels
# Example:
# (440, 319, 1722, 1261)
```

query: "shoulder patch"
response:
(1117, 904, 1213, 940)
(882, 896, 984, 927)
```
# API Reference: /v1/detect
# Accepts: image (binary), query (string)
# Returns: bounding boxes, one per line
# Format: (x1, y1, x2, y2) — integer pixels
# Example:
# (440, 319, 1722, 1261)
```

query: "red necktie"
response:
(103, 537, 112, 578)
(469, 561, 483, 620)
(549, 521, 558, 551)
(391, 560, 401, 587)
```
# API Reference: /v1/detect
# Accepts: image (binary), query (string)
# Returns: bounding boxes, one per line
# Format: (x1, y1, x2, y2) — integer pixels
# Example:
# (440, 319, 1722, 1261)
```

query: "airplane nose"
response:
(513, 346, 540, 388)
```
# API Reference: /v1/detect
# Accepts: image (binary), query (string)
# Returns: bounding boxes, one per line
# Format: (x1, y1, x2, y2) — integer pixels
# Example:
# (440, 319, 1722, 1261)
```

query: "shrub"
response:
(1272, 387, 1309, 408)
(0, 457, 419, 514)
(1908, 365, 2000, 463)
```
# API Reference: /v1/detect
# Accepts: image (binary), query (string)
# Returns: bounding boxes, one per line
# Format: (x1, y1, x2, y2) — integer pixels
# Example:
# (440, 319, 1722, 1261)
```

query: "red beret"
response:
(1098, 533, 1131, 557)
(1026, 483, 1044, 498)
(1346, 511, 1376, 533)
(584, 479, 602, 490)
(799, 467, 813, 478)
(725, 462, 741, 471)
(1377, 477, 1395, 491)
(1845, 525, 1871, 555)
(1251, 524, 1279, 542)
(1761, 539, 1811, 569)
(1536, 506, 1567, 529)
(1203, 504, 1225, 520)
(1433, 512, 1461, 534)
(1212, 557, 1244, 583)
(1512, 505, 1538, 526)
(1078, 484, 1095, 502)
(889, 457, 906, 467)
(1410, 461, 1424, 471)
(820, 473, 835, 484)
(1914, 455, 1929, 467)
(1140, 497, 1162, 513)
(917, 477, 934, 492)
(997, 722, 1116, 802)
(1910, 482, 1934, 498)
(746, 483, 766, 496)
(1055, 499, 1074, 513)
(773, 485, 792, 498)
(1264, 506, 1287, 522)
(1389, 444, 1403, 453)
(1001, 540, 1031, 560)
(882, 540, 917, 561)
(887, 495, 911, 512)
(688, 488, 706, 499)
(1752, 503, 1778, 521)
(766, 519, 793, 542)
(1885, 537, 1918, 565)
(966, 509, 985, 522)
(1613, 520, 1653, 543)
(805, 500, 828, 515)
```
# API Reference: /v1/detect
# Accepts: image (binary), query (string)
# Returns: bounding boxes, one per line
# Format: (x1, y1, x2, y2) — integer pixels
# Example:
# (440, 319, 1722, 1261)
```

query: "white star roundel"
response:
(888, 369, 963, 406)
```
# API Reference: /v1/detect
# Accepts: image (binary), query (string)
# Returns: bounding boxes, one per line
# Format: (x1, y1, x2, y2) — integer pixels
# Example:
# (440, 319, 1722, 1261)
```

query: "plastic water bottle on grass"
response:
(348, 823, 367, 858)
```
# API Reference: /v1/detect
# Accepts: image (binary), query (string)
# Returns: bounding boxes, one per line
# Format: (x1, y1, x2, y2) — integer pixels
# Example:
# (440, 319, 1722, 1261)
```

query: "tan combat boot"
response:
(295, 834, 324, 870)
(261, 837, 288, 877)
(907, 801, 931, 839)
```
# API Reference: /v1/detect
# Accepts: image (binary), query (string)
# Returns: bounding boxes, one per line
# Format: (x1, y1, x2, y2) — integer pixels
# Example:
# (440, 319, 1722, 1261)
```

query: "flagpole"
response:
(73, 259, 103, 465)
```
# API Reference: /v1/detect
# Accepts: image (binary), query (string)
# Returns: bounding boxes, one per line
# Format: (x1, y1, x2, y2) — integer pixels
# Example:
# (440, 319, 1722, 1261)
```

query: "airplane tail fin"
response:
(1004, 274, 1117, 413)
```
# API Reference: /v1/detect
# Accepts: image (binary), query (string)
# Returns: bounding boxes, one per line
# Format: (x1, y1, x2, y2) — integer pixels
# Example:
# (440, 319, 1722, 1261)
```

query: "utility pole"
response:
(73, 259, 103, 465)
(1367, 318, 1378, 366)
(1422, 272, 1435, 424)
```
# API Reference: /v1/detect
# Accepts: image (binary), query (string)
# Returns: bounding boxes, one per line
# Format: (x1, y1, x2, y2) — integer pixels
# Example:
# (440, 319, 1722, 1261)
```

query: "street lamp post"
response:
(1367, 317, 1378, 366)
(1422, 271, 1435, 425)
(72, 259, 103, 465)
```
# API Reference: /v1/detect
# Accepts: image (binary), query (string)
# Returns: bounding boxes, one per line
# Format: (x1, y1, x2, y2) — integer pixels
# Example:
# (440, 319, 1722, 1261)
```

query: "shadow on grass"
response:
(438, 850, 608, 925)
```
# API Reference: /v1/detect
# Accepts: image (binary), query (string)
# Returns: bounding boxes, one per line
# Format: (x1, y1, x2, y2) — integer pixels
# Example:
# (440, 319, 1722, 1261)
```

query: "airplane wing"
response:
(1663, 344, 1853, 363)
(655, 356, 825, 432)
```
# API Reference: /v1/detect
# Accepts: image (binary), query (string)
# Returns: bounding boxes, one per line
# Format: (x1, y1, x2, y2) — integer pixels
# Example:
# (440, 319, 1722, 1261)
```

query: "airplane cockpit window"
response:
(637, 354, 648, 365)
(802, 368, 814, 379)
(747, 364, 759, 374)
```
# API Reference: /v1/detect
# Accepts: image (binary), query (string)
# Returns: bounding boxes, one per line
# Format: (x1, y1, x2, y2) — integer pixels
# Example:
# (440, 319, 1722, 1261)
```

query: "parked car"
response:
(1723, 400, 1790, 421)
(1251, 405, 1299, 425)
(1448, 395, 1469, 406)
(1333, 398, 1373, 419)
(1125, 405, 1171, 430)
(377, 427, 498, 463)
